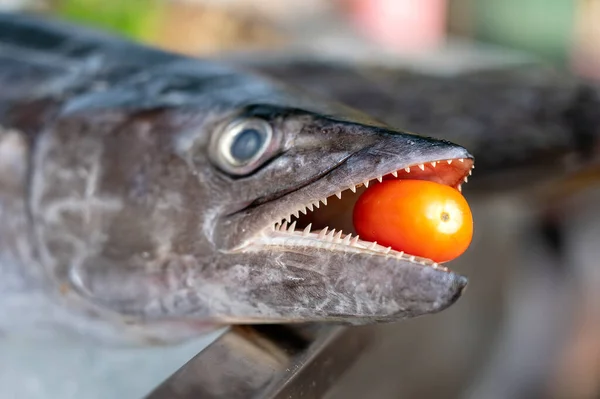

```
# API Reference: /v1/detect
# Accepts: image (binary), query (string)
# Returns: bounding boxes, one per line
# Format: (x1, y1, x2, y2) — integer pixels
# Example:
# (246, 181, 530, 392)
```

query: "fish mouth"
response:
(249, 155, 474, 271)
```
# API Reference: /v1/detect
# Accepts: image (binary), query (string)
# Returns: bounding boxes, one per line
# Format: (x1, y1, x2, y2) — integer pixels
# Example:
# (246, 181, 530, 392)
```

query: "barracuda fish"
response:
(3, 13, 599, 347)
(0, 13, 473, 344)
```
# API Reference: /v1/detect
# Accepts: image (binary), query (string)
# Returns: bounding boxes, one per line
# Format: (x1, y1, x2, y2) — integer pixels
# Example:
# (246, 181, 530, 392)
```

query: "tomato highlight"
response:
(352, 179, 473, 263)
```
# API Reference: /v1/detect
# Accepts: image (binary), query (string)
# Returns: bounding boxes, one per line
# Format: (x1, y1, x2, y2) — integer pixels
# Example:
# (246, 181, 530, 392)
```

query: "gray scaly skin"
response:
(0, 14, 472, 345)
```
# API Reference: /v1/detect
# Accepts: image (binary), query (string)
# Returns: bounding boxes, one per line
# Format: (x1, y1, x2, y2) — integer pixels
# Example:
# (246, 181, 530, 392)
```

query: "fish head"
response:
(27, 66, 473, 344)
(201, 104, 473, 326)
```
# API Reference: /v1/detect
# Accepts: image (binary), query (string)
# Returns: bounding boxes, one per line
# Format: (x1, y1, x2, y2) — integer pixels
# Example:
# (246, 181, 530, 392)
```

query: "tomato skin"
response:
(352, 180, 473, 263)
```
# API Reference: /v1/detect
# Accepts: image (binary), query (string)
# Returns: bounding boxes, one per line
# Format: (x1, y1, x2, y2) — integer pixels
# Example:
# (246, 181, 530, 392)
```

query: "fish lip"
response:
(237, 153, 475, 270)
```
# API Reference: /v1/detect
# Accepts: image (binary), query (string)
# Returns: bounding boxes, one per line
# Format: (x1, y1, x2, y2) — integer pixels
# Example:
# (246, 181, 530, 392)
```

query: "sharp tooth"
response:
(418, 164, 425, 171)
(431, 161, 437, 167)
(313, 201, 320, 209)
(350, 185, 357, 193)
(318, 227, 329, 239)
(369, 241, 377, 250)
(468, 170, 472, 176)
(343, 234, 351, 245)
(350, 235, 360, 246)
(384, 246, 392, 254)
(300, 207, 307, 215)
(447, 159, 452, 165)
(464, 176, 468, 183)
(321, 197, 328, 206)
(377, 175, 383, 182)
(326, 229, 336, 241)
(291, 210, 299, 219)
(335, 191, 342, 199)
(398, 251, 404, 257)
(279, 222, 288, 231)
(288, 221, 296, 232)
(405, 167, 410, 173)
(409, 255, 416, 261)
(459, 158, 464, 163)
(334, 230, 343, 243)
(303, 223, 312, 236)
(307, 203, 314, 212)
(391, 171, 398, 177)
(458, 185, 462, 192)
(432, 263, 439, 269)
(364, 180, 369, 188)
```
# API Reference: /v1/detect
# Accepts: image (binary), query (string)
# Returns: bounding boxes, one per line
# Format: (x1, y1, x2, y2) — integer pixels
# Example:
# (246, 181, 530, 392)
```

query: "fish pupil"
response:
(231, 128, 264, 161)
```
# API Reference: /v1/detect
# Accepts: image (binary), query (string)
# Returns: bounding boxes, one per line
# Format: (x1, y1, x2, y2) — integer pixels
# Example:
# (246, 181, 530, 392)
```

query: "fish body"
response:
(0, 13, 471, 345)
(249, 59, 600, 190)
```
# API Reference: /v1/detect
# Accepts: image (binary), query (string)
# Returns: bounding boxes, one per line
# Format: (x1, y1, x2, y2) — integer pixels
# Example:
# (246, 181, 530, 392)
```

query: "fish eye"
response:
(231, 128, 264, 162)
(211, 118, 274, 175)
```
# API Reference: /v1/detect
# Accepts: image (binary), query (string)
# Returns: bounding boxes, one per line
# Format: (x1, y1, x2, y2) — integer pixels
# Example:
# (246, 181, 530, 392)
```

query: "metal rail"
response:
(145, 324, 374, 398)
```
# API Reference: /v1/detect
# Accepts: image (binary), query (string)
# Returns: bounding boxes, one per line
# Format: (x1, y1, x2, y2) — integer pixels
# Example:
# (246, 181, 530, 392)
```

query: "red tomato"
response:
(352, 180, 473, 263)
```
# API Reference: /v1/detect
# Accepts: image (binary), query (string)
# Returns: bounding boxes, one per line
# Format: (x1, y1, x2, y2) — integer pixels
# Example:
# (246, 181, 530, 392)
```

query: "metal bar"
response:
(145, 324, 374, 399)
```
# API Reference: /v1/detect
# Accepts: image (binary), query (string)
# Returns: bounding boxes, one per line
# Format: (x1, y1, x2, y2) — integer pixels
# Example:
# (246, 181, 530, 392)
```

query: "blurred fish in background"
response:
(1, 0, 600, 398)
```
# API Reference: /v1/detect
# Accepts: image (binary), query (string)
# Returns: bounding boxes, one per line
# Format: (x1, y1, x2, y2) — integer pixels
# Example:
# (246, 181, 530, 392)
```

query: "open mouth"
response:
(255, 157, 474, 271)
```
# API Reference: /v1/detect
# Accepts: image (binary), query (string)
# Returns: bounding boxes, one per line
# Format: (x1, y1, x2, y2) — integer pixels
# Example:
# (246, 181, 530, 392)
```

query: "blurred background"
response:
(1, 1, 600, 398)
(1, 0, 598, 74)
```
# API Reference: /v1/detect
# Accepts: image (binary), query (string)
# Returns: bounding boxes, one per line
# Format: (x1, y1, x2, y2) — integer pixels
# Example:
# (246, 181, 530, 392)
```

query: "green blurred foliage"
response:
(474, 0, 575, 64)
(54, 0, 163, 42)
